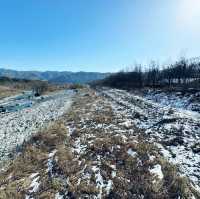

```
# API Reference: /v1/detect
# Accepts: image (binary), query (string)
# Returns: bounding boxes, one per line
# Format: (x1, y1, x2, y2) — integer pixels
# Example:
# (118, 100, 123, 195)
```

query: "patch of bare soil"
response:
(0, 89, 198, 199)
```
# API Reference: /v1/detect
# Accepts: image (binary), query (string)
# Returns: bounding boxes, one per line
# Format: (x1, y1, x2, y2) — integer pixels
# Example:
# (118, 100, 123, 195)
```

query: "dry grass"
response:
(0, 89, 198, 198)
(0, 86, 20, 99)
(107, 141, 194, 199)
(0, 122, 69, 198)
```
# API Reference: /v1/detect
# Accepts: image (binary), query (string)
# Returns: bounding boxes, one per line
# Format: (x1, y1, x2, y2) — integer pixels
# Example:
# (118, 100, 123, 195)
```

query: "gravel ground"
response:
(0, 90, 74, 165)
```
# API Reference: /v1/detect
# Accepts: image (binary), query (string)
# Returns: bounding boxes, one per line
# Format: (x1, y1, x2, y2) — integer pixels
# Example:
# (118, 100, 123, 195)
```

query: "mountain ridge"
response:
(0, 68, 109, 84)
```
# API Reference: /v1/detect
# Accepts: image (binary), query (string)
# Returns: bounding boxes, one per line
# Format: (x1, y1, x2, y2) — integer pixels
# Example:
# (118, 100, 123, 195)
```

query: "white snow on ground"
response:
(127, 148, 137, 157)
(0, 90, 73, 165)
(72, 138, 87, 154)
(48, 149, 57, 158)
(47, 149, 57, 176)
(29, 175, 40, 193)
(92, 165, 113, 198)
(149, 164, 163, 180)
(144, 90, 200, 113)
(102, 88, 200, 189)
(55, 192, 64, 199)
(25, 173, 41, 199)
(92, 165, 104, 198)
(29, 172, 39, 179)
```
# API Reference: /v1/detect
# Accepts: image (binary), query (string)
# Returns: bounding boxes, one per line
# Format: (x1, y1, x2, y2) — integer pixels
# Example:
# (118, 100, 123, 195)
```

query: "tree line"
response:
(94, 58, 200, 90)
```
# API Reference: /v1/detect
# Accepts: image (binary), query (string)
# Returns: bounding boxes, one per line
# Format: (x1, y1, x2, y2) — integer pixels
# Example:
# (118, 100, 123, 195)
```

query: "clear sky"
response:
(0, 0, 200, 72)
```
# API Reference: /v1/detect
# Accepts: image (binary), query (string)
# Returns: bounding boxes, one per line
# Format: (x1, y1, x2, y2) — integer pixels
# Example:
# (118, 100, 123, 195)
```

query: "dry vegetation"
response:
(0, 76, 69, 99)
(0, 89, 199, 198)
(0, 85, 20, 99)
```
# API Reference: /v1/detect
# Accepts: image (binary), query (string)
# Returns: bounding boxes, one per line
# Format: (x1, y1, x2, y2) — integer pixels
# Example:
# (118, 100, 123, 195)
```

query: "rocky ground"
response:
(0, 88, 199, 198)
(0, 90, 74, 166)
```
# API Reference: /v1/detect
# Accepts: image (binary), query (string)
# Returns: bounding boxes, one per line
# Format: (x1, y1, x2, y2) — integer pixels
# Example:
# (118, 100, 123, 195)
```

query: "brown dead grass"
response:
(0, 122, 69, 198)
(0, 89, 198, 199)
(0, 86, 20, 99)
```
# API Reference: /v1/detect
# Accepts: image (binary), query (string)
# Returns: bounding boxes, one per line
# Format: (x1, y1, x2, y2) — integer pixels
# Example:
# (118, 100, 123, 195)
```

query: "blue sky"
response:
(0, 0, 200, 72)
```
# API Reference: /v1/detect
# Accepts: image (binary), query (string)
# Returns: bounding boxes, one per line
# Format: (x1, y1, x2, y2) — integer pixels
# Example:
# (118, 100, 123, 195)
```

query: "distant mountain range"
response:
(0, 68, 109, 84)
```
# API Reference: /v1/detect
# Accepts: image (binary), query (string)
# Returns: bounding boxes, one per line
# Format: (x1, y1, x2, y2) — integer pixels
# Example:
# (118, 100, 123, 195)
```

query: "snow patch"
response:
(127, 148, 137, 158)
(29, 175, 40, 193)
(149, 164, 163, 180)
